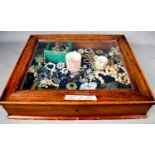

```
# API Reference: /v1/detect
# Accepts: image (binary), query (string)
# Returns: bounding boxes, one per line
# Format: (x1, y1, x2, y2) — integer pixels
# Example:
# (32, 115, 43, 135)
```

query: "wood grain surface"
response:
(0, 34, 154, 120)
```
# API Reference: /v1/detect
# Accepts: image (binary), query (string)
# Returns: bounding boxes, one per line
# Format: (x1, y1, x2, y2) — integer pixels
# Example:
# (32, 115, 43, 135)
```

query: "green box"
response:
(44, 42, 72, 63)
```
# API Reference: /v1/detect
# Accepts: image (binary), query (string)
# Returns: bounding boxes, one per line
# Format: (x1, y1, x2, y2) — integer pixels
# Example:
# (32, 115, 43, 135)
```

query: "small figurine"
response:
(66, 51, 82, 74)
(94, 56, 108, 70)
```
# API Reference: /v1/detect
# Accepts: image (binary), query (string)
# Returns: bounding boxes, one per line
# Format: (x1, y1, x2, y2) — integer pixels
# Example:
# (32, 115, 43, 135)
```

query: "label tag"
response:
(64, 95, 97, 101)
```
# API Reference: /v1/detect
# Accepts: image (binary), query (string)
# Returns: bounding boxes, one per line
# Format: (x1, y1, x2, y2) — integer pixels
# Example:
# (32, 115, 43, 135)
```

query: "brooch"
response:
(79, 78, 88, 84)
(57, 62, 65, 69)
(82, 65, 87, 69)
(80, 82, 97, 90)
(83, 58, 90, 64)
(40, 79, 52, 88)
(45, 62, 56, 72)
(78, 49, 85, 54)
(35, 55, 44, 64)
(60, 68, 68, 75)
(84, 48, 94, 54)
(87, 74, 95, 82)
(86, 68, 93, 74)
(52, 42, 68, 51)
(95, 50, 104, 55)
(66, 82, 78, 90)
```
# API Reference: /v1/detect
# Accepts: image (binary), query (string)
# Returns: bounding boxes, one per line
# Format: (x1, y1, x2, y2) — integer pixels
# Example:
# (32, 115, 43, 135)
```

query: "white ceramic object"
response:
(95, 56, 108, 70)
(66, 51, 81, 73)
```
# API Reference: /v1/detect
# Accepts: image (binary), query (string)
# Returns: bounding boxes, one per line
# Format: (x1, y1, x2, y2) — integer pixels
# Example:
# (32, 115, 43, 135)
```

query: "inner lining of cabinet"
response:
(21, 40, 132, 90)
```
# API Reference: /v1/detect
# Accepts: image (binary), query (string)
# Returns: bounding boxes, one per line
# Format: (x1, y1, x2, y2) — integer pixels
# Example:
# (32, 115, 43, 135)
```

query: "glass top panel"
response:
(21, 40, 132, 90)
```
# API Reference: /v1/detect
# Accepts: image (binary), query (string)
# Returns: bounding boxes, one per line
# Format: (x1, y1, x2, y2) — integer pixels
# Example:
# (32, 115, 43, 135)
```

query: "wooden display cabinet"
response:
(0, 34, 154, 120)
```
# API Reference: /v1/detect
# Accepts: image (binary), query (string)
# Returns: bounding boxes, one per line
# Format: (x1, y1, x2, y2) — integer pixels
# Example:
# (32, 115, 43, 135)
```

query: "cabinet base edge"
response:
(8, 114, 147, 120)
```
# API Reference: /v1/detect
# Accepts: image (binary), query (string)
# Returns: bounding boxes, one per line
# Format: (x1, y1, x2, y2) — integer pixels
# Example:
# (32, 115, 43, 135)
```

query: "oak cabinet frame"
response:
(0, 34, 154, 120)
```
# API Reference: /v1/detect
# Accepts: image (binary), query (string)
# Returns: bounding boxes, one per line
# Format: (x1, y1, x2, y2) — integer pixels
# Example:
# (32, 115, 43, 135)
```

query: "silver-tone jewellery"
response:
(60, 68, 68, 75)
(57, 62, 65, 69)
(78, 49, 85, 54)
(45, 62, 56, 71)
(45, 62, 56, 76)
(80, 82, 97, 90)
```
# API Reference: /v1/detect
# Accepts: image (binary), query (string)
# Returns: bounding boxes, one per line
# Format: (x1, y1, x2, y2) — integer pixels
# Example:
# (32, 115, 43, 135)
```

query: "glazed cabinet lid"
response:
(0, 34, 154, 104)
